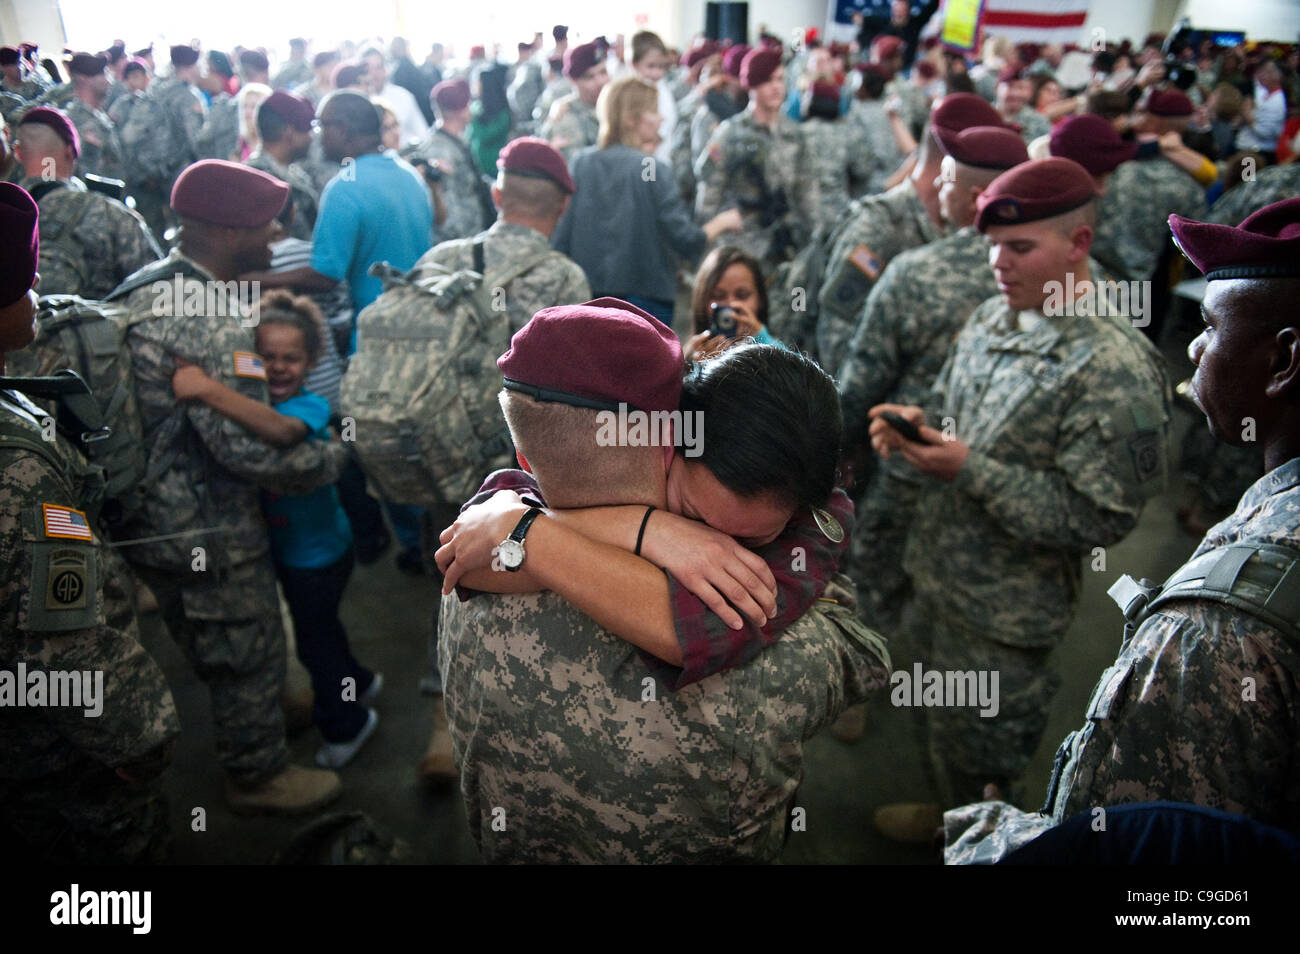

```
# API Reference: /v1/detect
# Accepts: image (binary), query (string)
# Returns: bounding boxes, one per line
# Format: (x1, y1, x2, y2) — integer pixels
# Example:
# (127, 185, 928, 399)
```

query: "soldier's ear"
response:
(1265, 326, 1300, 400)
(490, 184, 502, 210)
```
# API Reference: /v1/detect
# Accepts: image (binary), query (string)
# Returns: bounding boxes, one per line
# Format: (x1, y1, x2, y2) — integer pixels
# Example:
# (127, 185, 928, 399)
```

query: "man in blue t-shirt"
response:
(245, 90, 434, 356)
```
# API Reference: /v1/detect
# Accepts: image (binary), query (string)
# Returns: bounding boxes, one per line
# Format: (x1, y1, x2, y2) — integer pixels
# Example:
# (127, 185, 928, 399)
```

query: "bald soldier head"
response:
(1172, 198, 1300, 471)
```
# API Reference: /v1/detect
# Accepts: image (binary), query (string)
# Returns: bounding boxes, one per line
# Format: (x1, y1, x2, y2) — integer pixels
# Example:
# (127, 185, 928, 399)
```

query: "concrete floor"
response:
(145, 304, 1219, 864)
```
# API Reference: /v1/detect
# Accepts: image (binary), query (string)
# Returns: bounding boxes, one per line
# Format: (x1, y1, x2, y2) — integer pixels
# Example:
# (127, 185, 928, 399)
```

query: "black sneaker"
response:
(396, 546, 425, 576)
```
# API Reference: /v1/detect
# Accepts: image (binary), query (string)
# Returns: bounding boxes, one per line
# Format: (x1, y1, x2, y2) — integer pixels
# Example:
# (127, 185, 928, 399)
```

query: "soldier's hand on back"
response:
(638, 509, 778, 630)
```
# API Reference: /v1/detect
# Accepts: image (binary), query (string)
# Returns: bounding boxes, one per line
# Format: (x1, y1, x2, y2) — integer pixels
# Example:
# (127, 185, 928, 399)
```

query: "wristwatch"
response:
(497, 507, 543, 572)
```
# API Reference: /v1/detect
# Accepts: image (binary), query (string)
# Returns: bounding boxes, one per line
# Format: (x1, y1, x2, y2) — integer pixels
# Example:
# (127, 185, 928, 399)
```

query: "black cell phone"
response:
(709, 302, 738, 338)
(880, 410, 924, 443)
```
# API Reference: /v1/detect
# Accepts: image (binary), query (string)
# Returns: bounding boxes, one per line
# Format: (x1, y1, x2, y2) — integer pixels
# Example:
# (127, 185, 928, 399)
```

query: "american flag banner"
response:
(979, 0, 1091, 46)
(233, 351, 267, 380)
(42, 503, 94, 541)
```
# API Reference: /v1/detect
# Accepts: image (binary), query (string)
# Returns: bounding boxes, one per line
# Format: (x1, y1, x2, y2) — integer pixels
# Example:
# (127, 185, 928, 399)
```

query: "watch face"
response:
(498, 538, 525, 570)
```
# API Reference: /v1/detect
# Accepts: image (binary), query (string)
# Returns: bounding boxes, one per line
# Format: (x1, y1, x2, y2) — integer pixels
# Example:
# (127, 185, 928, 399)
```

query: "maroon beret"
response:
(0, 182, 38, 308)
(872, 35, 903, 60)
(810, 80, 841, 103)
(122, 58, 148, 78)
(682, 41, 720, 69)
(498, 298, 683, 414)
(740, 48, 781, 90)
(1170, 197, 1300, 281)
(1050, 113, 1137, 175)
(170, 44, 200, 68)
(976, 157, 1098, 232)
(1016, 43, 1042, 65)
(240, 49, 270, 73)
(931, 91, 1008, 134)
(261, 90, 315, 132)
(332, 61, 364, 89)
(469, 45, 486, 60)
(498, 136, 575, 194)
(0, 47, 19, 67)
(1145, 89, 1194, 117)
(432, 78, 471, 112)
(915, 60, 938, 81)
(67, 51, 107, 77)
(563, 41, 600, 80)
(19, 106, 80, 157)
(722, 44, 750, 78)
(170, 159, 288, 227)
(133, 47, 153, 60)
(936, 124, 1029, 170)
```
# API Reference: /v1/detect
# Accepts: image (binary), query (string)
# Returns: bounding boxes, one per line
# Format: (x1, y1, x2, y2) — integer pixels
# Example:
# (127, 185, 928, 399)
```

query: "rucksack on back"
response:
(5, 295, 148, 524)
(340, 243, 555, 508)
(30, 182, 97, 297)
(116, 91, 175, 183)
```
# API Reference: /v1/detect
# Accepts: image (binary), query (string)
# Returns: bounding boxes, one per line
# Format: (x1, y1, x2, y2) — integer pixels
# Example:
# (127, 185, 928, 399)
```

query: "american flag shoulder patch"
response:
(848, 244, 883, 281)
(41, 503, 94, 541)
(233, 351, 267, 380)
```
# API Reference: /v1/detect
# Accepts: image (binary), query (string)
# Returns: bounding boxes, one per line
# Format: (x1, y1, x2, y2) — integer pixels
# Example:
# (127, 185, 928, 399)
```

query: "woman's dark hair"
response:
(690, 245, 769, 334)
(681, 344, 842, 511)
(1029, 72, 1059, 109)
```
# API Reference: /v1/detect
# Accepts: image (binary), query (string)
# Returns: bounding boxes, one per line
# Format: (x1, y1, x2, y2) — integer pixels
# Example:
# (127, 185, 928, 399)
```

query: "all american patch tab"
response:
(42, 503, 93, 541)
(233, 351, 267, 379)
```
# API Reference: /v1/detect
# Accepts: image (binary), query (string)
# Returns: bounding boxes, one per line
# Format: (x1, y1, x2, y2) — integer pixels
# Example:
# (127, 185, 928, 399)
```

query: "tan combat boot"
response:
(417, 696, 457, 785)
(225, 764, 342, 816)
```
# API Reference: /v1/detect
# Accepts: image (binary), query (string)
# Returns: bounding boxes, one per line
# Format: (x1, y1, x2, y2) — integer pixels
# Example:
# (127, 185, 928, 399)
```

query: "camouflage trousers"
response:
(900, 590, 1062, 808)
(846, 466, 921, 638)
(137, 556, 290, 784)
(420, 503, 465, 694)
(0, 759, 171, 864)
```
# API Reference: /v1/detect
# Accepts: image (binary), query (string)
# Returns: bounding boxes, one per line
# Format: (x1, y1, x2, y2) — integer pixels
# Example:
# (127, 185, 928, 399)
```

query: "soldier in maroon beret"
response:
(1049, 112, 1138, 187)
(870, 157, 1171, 838)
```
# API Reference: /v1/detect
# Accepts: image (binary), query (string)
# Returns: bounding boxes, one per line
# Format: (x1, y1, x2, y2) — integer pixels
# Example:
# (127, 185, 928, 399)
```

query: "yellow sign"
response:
(941, 0, 984, 51)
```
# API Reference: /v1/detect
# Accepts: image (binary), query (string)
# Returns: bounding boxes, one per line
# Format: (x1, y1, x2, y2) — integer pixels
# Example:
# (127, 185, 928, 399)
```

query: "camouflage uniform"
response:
(415, 219, 591, 688)
(244, 149, 321, 242)
(194, 92, 239, 161)
(300, 137, 342, 195)
(1208, 164, 1300, 226)
(0, 90, 27, 126)
(0, 386, 180, 863)
(1009, 105, 1051, 144)
(901, 295, 1171, 806)
(847, 99, 903, 196)
(1092, 156, 1208, 282)
(23, 176, 162, 299)
(403, 126, 491, 242)
(533, 77, 573, 127)
(3, 78, 47, 102)
(816, 178, 945, 369)
(114, 249, 346, 784)
(800, 116, 871, 234)
(694, 110, 820, 274)
(148, 76, 207, 182)
(836, 226, 998, 632)
(540, 94, 599, 163)
(61, 97, 126, 183)
(507, 59, 546, 133)
(293, 80, 330, 109)
(885, 74, 929, 140)
(439, 576, 891, 862)
(946, 456, 1300, 862)
(271, 59, 313, 91)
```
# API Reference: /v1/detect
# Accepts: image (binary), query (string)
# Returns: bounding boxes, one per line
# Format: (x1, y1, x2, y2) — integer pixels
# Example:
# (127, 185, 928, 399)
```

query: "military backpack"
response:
(340, 241, 557, 509)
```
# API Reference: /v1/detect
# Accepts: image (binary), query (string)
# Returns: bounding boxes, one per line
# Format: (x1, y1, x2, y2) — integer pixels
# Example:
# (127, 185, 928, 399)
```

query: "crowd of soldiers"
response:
(1, 18, 1299, 864)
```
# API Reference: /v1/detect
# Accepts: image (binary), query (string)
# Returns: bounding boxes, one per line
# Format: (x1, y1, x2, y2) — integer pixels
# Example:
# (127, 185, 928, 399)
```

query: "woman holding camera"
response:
(685, 245, 783, 361)
(552, 74, 741, 326)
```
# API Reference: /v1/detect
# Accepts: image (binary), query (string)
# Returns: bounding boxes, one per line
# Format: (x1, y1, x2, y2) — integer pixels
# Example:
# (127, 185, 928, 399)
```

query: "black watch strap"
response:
(509, 507, 543, 544)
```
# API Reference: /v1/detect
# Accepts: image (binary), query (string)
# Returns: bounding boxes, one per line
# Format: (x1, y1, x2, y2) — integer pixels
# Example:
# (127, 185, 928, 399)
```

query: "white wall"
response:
(0, 0, 67, 50)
